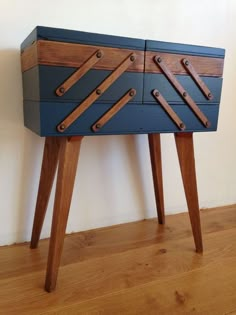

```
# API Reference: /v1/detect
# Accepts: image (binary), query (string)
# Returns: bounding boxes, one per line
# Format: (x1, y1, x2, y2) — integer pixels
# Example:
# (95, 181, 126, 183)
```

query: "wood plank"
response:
(21, 40, 224, 77)
(0, 222, 236, 314)
(46, 252, 236, 315)
(21, 40, 144, 73)
(145, 51, 224, 77)
(0, 204, 235, 281)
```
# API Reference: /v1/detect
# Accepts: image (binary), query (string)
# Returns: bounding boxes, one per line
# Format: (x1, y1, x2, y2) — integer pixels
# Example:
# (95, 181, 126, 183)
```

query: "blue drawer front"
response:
(143, 74, 223, 104)
(22, 66, 144, 103)
(23, 100, 219, 136)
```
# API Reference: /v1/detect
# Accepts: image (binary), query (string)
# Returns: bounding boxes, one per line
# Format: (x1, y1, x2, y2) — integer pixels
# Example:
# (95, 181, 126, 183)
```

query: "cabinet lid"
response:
(21, 26, 145, 51)
(146, 40, 225, 58)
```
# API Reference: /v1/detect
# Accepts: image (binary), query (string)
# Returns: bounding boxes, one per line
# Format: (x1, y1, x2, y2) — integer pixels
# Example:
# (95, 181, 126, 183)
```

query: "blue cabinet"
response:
(21, 26, 225, 136)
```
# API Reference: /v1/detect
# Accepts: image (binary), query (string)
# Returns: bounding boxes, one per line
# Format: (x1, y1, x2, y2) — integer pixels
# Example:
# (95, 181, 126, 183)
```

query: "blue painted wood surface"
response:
(21, 26, 225, 58)
(22, 66, 144, 103)
(23, 100, 41, 135)
(23, 100, 219, 136)
(145, 40, 225, 58)
(143, 74, 222, 104)
(21, 26, 145, 51)
(23, 67, 222, 104)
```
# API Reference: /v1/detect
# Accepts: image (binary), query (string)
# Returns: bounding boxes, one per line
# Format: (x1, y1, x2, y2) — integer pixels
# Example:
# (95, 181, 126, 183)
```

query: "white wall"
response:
(0, 0, 236, 245)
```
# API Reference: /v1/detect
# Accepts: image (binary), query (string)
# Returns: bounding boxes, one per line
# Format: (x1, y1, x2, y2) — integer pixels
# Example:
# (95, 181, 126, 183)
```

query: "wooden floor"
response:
(1, 205, 236, 314)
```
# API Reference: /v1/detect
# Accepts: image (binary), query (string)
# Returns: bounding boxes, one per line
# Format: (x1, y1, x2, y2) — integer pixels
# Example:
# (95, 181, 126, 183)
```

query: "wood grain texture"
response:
(145, 51, 224, 76)
(55, 49, 104, 96)
(57, 53, 136, 132)
(152, 89, 186, 130)
(0, 205, 236, 314)
(21, 40, 144, 73)
(175, 133, 203, 253)
(154, 56, 210, 128)
(45, 136, 83, 292)
(92, 88, 136, 132)
(148, 133, 165, 224)
(0, 204, 234, 282)
(30, 137, 61, 249)
(182, 58, 213, 100)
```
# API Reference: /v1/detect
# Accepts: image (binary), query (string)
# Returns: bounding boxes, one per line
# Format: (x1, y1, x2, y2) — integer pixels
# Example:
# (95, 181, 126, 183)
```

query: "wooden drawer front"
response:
(145, 51, 224, 77)
(21, 40, 144, 73)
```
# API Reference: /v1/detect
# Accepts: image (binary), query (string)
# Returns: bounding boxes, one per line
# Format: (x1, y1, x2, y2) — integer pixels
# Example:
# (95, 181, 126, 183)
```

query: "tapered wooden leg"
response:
(148, 134, 165, 224)
(175, 133, 203, 253)
(30, 137, 61, 249)
(45, 136, 83, 292)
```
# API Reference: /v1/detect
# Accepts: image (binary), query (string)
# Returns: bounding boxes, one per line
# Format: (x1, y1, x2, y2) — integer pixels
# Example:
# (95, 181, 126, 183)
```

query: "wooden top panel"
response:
(21, 40, 144, 73)
(145, 51, 224, 77)
(21, 40, 224, 78)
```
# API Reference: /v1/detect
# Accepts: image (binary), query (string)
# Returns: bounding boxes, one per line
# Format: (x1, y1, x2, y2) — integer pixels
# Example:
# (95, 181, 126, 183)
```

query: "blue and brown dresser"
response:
(21, 26, 225, 292)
